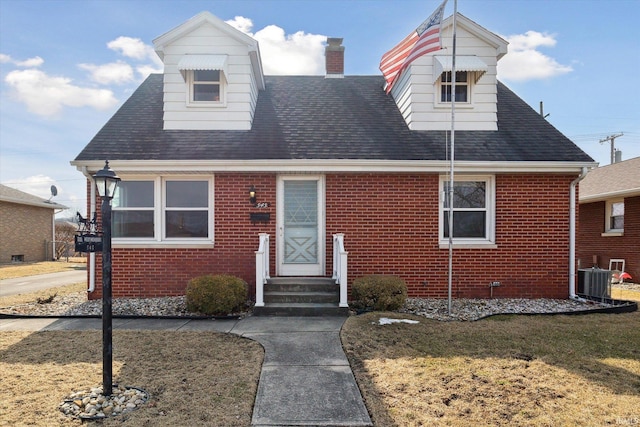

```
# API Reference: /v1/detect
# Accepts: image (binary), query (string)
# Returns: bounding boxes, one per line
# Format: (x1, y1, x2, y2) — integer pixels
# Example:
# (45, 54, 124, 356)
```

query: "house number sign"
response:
(75, 234, 103, 253)
(254, 202, 270, 208)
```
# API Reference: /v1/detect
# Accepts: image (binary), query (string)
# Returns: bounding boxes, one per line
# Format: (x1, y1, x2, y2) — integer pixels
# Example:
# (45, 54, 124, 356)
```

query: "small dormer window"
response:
(178, 55, 228, 107)
(433, 56, 488, 107)
(192, 70, 221, 102)
(440, 71, 468, 103)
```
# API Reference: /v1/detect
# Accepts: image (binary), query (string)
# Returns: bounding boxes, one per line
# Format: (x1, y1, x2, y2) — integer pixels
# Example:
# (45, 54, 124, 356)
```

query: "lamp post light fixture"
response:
(93, 160, 120, 397)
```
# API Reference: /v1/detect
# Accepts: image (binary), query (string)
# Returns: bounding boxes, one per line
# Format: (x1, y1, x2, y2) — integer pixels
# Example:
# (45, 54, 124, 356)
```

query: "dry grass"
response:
(0, 259, 86, 280)
(0, 330, 263, 427)
(0, 282, 86, 308)
(342, 311, 640, 427)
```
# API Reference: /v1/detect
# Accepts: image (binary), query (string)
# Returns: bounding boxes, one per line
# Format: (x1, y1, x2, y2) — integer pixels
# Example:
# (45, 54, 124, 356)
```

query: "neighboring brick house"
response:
(72, 11, 595, 305)
(0, 184, 67, 263)
(578, 156, 640, 280)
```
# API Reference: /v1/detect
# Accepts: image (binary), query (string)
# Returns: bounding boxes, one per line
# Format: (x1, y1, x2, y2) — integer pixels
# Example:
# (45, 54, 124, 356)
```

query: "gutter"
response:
(81, 166, 97, 293)
(569, 167, 589, 301)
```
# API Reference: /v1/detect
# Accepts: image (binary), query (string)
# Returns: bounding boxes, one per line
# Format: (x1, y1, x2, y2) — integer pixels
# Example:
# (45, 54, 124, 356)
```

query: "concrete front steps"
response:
(253, 277, 349, 316)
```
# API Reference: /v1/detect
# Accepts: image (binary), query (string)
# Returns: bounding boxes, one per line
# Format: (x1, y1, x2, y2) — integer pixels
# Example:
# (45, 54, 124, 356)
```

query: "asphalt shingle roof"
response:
(580, 156, 640, 200)
(0, 184, 67, 210)
(75, 74, 593, 163)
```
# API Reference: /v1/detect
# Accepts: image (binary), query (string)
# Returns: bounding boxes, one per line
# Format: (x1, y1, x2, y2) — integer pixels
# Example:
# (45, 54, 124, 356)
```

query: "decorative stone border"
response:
(59, 385, 149, 420)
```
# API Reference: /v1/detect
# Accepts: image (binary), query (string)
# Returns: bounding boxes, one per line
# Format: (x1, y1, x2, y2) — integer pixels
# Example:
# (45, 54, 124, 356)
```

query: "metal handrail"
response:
(255, 233, 270, 307)
(332, 233, 349, 308)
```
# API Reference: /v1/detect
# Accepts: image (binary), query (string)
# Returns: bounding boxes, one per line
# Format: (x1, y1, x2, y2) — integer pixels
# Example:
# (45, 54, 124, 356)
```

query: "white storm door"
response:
(277, 176, 324, 276)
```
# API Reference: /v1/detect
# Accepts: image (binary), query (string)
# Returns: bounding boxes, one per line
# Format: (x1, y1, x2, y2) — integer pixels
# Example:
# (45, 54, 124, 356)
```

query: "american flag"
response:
(379, 0, 448, 93)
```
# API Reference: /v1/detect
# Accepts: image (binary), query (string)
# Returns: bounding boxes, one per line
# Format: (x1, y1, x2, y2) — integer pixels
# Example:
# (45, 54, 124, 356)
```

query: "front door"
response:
(277, 176, 324, 276)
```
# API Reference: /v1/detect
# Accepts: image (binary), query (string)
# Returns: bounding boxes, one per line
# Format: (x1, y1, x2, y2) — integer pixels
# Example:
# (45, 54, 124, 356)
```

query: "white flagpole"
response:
(447, 0, 457, 315)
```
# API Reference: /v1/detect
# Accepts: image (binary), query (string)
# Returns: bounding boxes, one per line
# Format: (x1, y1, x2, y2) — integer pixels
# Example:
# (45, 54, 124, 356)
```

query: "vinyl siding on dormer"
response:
(391, 18, 503, 131)
(161, 24, 259, 130)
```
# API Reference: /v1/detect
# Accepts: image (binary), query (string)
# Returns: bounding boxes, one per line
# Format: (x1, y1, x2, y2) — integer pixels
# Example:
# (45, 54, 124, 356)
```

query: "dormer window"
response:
(178, 55, 228, 107)
(441, 71, 469, 103)
(433, 56, 488, 106)
(192, 70, 221, 102)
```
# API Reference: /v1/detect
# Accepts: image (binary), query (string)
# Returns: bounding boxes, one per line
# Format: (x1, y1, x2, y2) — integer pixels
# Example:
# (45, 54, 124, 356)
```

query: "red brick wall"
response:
(577, 195, 639, 280)
(89, 174, 276, 299)
(88, 173, 577, 300)
(325, 174, 574, 299)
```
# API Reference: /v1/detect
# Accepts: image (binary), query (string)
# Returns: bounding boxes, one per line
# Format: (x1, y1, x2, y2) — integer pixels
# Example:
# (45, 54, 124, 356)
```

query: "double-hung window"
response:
(440, 71, 469, 103)
(605, 199, 624, 234)
(112, 181, 155, 238)
(165, 180, 209, 238)
(439, 175, 495, 246)
(178, 55, 228, 107)
(112, 177, 213, 243)
(190, 70, 221, 103)
(433, 56, 488, 107)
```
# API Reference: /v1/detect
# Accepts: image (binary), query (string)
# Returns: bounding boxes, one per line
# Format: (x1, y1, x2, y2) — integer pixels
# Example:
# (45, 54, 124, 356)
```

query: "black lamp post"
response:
(93, 160, 120, 397)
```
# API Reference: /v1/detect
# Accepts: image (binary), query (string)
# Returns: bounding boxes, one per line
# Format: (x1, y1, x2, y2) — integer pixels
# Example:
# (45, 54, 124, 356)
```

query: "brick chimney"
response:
(325, 37, 344, 78)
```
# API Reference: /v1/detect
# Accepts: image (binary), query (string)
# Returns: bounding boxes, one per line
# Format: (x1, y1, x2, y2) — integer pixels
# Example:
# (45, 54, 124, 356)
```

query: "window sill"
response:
(186, 101, 226, 108)
(601, 231, 623, 237)
(439, 242, 497, 249)
(113, 240, 214, 249)
(434, 103, 474, 109)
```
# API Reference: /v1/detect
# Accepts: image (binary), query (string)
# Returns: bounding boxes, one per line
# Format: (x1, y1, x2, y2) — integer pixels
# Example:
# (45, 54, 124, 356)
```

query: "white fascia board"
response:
(72, 159, 597, 175)
(0, 196, 67, 210)
(579, 187, 640, 203)
(442, 13, 509, 59)
(153, 11, 259, 60)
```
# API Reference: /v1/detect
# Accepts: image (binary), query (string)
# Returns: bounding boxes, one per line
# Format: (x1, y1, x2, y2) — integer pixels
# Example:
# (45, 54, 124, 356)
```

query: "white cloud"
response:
(226, 16, 327, 75)
(78, 61, 134, 84)
(106, 36, 163, 78)
(4, 69, 118, 117)
(107, 36, 153, 60)
(498, 31, 573, 82)
(136, 64, 163, 78)
(6, 175, 58, 200)
(226, 16, 254, 34)
(0, 53, 44, 67)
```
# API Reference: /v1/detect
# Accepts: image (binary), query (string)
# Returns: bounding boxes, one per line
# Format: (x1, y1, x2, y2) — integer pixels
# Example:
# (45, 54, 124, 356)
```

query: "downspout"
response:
(52, 208, 65, 260)
(569, 167, 588, 300)
(81, 166, 97, 293)
(52, 212, 56, 260)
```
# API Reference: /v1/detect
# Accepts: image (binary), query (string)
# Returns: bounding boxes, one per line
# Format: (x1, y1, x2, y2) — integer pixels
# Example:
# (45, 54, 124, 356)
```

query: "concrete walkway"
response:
(0, 315, 372, 427)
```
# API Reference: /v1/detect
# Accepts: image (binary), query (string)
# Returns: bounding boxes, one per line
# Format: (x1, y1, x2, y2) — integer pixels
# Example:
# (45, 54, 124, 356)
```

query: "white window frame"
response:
(435, 71, 475, 108)
(112, 176, 214, 247)
(603, 199, 624, 235)
(186, 70, 226, 107)
(438, 175, 496, 248)
(112, 179, 156, 239)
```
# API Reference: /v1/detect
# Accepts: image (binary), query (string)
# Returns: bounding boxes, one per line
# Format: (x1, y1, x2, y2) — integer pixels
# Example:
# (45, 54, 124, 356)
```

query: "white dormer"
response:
(390, 13, 508, 131)
(153, 12, 265, 130)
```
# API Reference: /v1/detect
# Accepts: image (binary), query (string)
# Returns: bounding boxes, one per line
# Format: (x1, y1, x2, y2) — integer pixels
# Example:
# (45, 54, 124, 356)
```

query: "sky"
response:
(1, 0, 639, 217)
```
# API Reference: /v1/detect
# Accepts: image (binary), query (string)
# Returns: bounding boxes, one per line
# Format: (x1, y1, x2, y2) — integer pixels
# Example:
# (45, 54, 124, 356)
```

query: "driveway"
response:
(0, 270, 86, 297)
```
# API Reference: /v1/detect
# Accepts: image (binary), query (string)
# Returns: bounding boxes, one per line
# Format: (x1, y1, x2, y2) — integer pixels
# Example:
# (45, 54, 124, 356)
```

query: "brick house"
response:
(0, 184, 67, 263)
(72, 12, 596, 308)
(578, 156, 640, 280)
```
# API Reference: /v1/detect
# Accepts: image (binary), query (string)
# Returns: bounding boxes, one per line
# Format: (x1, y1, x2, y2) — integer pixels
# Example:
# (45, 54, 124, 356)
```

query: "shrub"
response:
(351, 275, 408, 311)
(186, 274, 248, 315)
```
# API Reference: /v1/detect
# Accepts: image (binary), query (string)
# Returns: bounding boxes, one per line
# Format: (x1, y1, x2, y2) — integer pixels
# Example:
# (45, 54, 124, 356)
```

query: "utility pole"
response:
(599, 133, 624, 164)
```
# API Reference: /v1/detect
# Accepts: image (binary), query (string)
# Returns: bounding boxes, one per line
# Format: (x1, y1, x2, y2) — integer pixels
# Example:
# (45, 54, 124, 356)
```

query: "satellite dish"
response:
(50, 185, 58, 198)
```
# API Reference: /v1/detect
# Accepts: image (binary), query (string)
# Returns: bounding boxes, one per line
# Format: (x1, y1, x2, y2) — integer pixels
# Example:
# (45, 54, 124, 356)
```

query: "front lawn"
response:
(342, 311, 640, 426)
